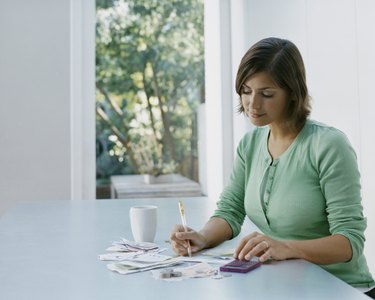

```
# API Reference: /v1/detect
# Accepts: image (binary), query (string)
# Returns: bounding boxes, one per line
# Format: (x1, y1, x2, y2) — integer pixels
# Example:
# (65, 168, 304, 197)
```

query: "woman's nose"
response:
(250, 94, 261, 109)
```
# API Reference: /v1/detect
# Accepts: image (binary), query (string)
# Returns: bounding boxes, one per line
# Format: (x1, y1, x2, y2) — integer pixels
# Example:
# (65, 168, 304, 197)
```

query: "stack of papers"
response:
(99, 238, 183, 275)
(99, 238, 165, 261)
(106, 238, 159, 252)
(99, 250, 168, 262)
(108, 257, 182, 275)
(201, 248, 235, 258)
(99, 238, 234, 279)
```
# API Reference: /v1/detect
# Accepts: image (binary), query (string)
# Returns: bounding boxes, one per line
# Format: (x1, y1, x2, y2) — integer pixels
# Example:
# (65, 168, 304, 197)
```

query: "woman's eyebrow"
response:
(243, 83, 277, 91)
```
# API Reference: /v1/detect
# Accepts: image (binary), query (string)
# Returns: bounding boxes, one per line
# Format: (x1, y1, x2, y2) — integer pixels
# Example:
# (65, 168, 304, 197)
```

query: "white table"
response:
(0, 197, 370, 299)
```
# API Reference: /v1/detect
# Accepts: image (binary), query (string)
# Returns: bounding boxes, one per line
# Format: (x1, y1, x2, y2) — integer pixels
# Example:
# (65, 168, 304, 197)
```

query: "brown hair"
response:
(236, 37, 311, 130)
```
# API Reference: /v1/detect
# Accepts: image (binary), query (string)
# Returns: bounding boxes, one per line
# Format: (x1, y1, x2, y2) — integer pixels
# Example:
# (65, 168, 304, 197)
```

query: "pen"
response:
(178, 201, 192, 257)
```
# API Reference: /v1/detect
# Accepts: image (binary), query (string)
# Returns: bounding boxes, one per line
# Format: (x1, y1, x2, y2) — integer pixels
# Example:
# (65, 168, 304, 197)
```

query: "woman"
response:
(169, 37, 375, 296)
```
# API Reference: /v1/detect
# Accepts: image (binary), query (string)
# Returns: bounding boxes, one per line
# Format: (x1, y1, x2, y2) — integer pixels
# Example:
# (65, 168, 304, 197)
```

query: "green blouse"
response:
(213, 119, 374, 288)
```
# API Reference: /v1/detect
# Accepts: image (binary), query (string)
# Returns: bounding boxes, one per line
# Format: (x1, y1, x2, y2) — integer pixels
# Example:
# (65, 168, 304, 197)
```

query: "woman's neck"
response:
(268, 122, 301, 142)
(267, 122, 303, 159)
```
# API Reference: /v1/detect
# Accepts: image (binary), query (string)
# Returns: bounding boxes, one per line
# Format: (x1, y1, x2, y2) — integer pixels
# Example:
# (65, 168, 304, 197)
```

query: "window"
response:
(95, 0, 204, 198)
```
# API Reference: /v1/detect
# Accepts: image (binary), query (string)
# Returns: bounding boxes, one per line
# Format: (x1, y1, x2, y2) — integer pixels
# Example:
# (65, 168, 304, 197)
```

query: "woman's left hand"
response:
(233, 232, 292, 262)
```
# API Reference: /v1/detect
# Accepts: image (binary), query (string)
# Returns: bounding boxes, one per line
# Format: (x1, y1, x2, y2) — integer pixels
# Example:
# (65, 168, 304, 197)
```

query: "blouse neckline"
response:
(262, 120, 310, 164)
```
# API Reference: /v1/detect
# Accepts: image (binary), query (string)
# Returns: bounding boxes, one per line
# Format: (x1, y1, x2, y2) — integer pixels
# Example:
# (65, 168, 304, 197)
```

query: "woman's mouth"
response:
(250, 112, 266, 118)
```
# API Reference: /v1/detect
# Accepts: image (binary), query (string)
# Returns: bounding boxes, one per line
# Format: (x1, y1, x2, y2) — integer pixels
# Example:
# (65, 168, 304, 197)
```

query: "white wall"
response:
(355, 0, 375, 277)
(203, 0, 234, 201)
(0, 0, 95, 215)
(230, 0, 375, 277)
(70, 0, 96, 201)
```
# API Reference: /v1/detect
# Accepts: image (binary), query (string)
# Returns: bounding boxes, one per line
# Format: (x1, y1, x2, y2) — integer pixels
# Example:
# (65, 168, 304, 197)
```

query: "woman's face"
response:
(241, 71, 289, 127)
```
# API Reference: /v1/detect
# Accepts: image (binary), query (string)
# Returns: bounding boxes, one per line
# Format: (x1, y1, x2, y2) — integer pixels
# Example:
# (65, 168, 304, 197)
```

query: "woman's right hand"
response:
(169, 224, 208, 256)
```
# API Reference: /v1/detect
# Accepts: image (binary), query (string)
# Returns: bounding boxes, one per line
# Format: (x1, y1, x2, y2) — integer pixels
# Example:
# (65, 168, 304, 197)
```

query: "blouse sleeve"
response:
(211, 134, 249, 238)
(315, 129, 366, 262)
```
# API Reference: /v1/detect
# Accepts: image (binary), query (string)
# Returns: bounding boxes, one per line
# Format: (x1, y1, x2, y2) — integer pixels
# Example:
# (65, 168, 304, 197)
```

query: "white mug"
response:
(129, 205, 157, 242)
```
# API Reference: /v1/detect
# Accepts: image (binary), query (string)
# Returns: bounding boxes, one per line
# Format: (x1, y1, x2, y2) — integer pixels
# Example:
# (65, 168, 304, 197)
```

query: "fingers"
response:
(169, 224, 195, 256)
(233, 232, 258, 258)
(242, 239, 269, 260)
(234, 232, 271, 261)
(169, 225, 186, 255)
(259, 248, 272, 262)
(172, 242, 189, 256)
(170, 225, 193, 242)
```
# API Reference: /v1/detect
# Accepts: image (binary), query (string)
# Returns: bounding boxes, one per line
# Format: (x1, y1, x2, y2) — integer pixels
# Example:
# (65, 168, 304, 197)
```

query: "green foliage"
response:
(96, 0, 204, 181)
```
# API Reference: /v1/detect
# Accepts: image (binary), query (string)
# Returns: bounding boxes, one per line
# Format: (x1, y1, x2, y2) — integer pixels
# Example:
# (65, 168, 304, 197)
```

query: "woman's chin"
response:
(250, 118, 269, 127)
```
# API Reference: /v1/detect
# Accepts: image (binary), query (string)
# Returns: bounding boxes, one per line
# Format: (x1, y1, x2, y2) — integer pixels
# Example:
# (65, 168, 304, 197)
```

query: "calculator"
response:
(219, 259, 261, 273)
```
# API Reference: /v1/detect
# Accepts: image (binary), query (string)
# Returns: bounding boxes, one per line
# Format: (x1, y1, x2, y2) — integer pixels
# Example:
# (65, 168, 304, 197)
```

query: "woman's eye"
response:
(262, 92, 274, 98)
(242, 88, 251, 95)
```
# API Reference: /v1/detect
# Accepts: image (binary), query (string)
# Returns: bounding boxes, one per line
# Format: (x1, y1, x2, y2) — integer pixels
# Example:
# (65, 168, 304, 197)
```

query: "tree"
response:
(96, 0, 204, 181)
